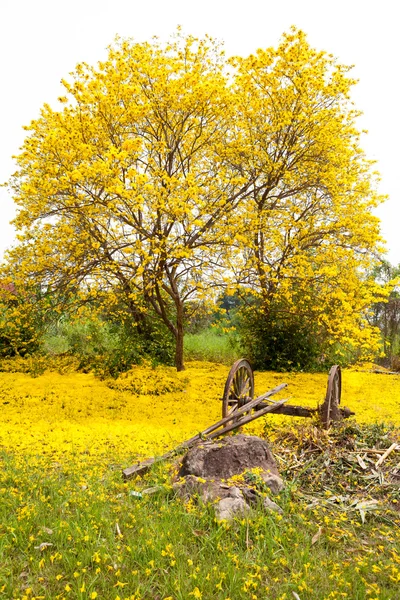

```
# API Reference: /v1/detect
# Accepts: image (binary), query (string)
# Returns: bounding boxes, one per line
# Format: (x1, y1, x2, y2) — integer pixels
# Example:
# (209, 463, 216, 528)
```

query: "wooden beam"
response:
(122, 383, 288, 480)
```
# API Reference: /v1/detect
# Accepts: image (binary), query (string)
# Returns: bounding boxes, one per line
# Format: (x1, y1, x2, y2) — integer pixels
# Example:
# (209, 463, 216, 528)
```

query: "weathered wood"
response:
(375, 443, 399, 468)
(222, 358, 254, 418)
(267, 404, 317, 418)
(272, 404, 354, 419)
(228, 402, 355, 419)
(229, 399, 313, 415)
(207, 398, 290, 439)
(187, 382, 288, 442)
(247, 383, 288, 406)
(122, 458, 157, 480)
(122, 360, 357, 481)
(224, 361, 354, 425)
(371, 369, 400, 375)
(321, 365, 342, 428)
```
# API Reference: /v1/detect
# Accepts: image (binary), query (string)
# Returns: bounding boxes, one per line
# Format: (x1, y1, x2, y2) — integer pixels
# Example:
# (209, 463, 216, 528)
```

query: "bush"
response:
(0, 293, 42, 358)
(42, 313, 175, 378)
(238, 303, 327, 371)
(106, 366, 188, 395)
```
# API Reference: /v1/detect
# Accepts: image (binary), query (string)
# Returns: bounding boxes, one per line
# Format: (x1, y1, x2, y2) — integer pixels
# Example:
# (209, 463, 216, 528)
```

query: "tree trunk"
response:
(175, 302, 185, 371)
(144, 281, 185, 371)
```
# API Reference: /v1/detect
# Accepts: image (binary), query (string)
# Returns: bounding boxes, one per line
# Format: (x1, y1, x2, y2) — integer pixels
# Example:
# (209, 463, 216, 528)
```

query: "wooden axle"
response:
(272, 403, 354, 419)
(257, 402, 316, 417)
(227, 400, 355, 419)
(223, 361, 353, 429)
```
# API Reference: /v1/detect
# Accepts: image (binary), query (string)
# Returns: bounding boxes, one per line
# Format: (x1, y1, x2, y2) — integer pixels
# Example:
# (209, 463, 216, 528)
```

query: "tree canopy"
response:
(3, 28, 388, 369)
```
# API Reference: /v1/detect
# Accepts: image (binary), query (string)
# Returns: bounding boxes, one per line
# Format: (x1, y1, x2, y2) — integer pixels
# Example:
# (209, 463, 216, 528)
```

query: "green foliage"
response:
(0, 354, 57, 377)
(42, 312, 175, 378)
(370, 260, 400, 369)
(238, 302, 326, 371)
(0, 320, 40, 358)
(184, 301, 214, 334)
(43, 317, 114, 357)
(98, 322, 175, 378)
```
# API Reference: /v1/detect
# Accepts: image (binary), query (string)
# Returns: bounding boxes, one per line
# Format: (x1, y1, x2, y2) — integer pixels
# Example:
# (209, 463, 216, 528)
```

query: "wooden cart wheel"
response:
(222, 359, 254, 419)
(321, 365, 342, 429)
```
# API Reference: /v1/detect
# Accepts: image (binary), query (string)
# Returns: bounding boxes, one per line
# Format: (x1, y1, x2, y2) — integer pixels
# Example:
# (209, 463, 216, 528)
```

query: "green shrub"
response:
(42, 313, 175, 378)
(238, 303, 327, 371)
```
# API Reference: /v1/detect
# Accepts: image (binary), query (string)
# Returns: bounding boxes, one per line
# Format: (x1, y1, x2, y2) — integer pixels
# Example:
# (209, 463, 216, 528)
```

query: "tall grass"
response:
(184, 329, 241, 364)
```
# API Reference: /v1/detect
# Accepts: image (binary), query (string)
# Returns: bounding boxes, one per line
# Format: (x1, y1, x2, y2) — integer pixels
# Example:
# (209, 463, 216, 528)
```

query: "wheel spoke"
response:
(222, 359, 254, 419)
(230, 381, 238, 400)
(228, 401, 239, 415)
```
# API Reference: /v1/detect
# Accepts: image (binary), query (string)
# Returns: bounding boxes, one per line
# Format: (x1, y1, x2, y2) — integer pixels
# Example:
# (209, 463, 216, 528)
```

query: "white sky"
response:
(1, 0, 399, 263)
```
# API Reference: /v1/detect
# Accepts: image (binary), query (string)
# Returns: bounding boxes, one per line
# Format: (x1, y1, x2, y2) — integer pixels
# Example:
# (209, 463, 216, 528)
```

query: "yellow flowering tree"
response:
(229, 28, 386, 359)
(4, 29, 387, 369)
(6, 34, 251, 370)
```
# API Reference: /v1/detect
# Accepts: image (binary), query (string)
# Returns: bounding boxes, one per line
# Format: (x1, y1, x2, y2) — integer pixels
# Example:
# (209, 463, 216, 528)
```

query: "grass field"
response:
(183, 331, 239, 364)
(0, 362, 399, 599)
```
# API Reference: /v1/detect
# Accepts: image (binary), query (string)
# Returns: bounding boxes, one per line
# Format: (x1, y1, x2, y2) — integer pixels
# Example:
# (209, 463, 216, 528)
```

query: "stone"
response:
(261, 473, 284, 495)
(241, 487, 260, 505)
(141, 486, 164, 496)
(227, 486, 243, 499)
(173, 475, 233, 503)
(172, 435, 284, 520)
(178, 434, 283, 494)
(262, 496, 283, 514)
(215, 495, 250, 521)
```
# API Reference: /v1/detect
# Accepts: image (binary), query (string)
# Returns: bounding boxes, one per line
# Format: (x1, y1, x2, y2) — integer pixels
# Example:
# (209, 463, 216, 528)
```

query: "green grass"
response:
(184, 330, 240, 364)
(1, 423, 400, 599)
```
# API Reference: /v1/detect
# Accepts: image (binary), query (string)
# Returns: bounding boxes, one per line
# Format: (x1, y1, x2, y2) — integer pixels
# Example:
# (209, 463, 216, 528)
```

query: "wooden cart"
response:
(122, 359, 354, 480)
(222, 358, 353, 429)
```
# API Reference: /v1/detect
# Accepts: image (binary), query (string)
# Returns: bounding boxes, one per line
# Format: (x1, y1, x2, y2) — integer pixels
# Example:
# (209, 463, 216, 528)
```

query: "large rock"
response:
(178, 434, 282, 491)
(174, 435, 284, 521)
